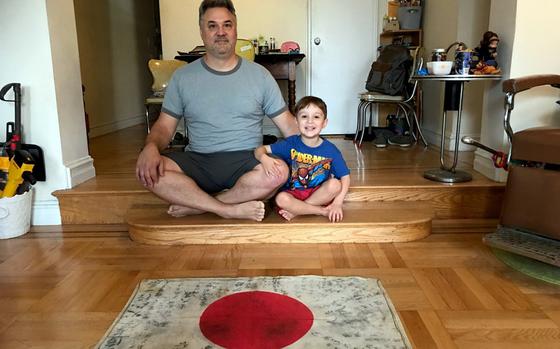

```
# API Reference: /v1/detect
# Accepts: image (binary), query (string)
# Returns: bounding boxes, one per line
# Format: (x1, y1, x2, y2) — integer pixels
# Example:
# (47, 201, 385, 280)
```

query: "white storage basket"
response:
(0, 189, 32, 239)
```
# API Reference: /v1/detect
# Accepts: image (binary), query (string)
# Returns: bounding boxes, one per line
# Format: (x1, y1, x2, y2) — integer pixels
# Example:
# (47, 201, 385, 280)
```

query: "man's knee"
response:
(260, 162, 289, 189)
(149, 157, 193, 191)
(162, 156, 182, 172)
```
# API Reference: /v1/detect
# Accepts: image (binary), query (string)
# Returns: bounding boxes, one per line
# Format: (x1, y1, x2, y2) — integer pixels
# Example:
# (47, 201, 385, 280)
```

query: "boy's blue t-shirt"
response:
(269, 135, 350, 190)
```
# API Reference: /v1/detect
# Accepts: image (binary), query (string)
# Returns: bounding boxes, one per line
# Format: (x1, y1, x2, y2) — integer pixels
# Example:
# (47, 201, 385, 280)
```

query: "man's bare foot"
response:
(224, 201, 266, 221)
(167, 204, 204, 217)
(278, 208, 297, 221)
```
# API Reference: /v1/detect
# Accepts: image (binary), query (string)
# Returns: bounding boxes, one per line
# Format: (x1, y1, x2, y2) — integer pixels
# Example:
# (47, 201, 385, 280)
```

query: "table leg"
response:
(288, 80, 296, 112)
(424, 81, 472, 183)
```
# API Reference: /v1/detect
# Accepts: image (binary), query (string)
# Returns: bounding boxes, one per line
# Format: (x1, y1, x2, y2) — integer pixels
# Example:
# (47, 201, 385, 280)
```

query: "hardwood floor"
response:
(2, 229, 559, 348)
(1, 125, 557, 348)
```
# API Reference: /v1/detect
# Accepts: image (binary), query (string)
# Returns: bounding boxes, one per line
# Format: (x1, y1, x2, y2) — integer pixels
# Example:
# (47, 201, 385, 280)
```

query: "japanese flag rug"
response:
(95, 276, 411, 349)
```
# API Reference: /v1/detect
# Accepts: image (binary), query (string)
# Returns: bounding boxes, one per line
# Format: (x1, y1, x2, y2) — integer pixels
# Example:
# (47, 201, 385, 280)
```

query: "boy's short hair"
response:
(294, 96, 327, 118)
(199, 0, 236, 25)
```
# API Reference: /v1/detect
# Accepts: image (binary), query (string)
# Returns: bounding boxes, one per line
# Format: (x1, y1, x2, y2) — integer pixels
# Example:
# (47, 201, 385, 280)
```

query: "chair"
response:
(235, 39, 255, 61)
(354, 46, 427, 148)
(481, 74, 560, 267)
(145, 59, 187, 133)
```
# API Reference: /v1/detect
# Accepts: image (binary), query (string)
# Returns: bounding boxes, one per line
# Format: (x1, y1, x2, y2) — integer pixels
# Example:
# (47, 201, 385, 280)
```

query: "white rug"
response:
(96, 276, 411, 348)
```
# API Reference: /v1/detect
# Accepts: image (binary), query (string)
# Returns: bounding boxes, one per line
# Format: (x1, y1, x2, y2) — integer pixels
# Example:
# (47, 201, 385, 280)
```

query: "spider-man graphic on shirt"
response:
(269, 135, 350, 192)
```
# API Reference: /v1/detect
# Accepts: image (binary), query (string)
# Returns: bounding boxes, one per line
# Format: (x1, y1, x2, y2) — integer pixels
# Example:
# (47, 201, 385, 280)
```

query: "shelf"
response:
(380, 29, 422, 48)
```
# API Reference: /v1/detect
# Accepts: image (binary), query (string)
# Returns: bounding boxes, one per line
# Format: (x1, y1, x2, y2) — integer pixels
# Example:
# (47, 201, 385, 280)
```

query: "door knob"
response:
(314, 37, 321, 45)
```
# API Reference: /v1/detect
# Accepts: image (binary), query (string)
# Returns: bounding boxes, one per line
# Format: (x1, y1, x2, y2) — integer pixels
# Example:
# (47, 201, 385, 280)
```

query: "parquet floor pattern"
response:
(1, 125, 557, 348)
(1, 229, 559, 348)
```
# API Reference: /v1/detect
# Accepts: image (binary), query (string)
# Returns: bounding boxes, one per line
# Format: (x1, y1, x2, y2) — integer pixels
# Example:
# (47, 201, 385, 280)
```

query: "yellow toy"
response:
(1, 150, 35, 198)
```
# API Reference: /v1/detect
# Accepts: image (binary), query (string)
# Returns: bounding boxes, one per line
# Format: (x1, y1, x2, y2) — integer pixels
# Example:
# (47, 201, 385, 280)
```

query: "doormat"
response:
(492, 247, 560, 286)
(95, 276, 411, 348)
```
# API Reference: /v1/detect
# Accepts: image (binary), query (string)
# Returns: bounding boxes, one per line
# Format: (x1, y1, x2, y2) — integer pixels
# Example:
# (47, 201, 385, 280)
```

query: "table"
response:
(174, 53, 305, 112)
(411, 74, 502, 183)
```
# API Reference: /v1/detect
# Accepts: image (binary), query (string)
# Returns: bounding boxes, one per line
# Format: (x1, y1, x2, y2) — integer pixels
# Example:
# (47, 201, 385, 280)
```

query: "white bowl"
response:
(427, 61, 453, 75)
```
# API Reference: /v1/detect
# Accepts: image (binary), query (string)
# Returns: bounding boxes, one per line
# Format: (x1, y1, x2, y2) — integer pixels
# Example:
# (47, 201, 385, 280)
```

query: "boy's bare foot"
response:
(223, 201, 266, 221)
(167, 204, 204, 217)
(278, 208, 297, 221)
(278, 206, 330, 221)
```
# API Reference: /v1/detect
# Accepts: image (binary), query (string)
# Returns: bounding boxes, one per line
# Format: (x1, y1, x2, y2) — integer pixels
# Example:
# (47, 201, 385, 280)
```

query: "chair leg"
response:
(402, 103, 428, 147)
(397, 104, 417, 142)
(355, 100, 367, 145)
(367, 102, 374, 136)
(358, 101, 372, 146)
(145, 104, 151, 133)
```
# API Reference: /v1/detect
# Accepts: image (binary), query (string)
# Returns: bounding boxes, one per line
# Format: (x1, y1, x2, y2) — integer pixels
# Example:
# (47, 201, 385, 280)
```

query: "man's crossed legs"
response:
(148, 150, 288, 221)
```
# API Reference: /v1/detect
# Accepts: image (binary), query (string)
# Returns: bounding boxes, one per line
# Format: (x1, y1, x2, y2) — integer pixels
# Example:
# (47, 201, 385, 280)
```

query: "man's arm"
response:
(145, 112, 179, 151)
(136, 112, 179, 188)
(271, 110, 298, 137)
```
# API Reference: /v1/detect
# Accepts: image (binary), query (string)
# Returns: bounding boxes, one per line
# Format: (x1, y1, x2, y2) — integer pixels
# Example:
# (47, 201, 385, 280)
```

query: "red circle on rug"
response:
(199, 290, 314, 348)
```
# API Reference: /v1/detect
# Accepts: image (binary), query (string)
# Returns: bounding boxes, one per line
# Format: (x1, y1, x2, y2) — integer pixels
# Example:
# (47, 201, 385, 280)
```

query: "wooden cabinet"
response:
(379, 29, 422, 49)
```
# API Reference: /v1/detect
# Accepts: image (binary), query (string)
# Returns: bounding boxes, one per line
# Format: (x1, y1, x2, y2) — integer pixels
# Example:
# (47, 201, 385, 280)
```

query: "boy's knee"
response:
(275, 192, 290, 207)
(324, 178, 342, 194)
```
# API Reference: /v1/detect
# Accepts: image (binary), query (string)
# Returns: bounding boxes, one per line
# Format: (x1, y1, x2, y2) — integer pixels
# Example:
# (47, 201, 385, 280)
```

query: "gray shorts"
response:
(163, 150, 259, 194)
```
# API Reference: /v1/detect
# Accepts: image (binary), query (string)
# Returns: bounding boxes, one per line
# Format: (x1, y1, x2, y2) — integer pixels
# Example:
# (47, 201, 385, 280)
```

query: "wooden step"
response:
(54, 170, 504, 225)
(127, 201, 433, 245)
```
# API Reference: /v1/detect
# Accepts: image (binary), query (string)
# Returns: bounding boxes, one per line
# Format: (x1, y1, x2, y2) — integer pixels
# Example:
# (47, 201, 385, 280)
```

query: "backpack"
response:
(365, 45, 412, 96)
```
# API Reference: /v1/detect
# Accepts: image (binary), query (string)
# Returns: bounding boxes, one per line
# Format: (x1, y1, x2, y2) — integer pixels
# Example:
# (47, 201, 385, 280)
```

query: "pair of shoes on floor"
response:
(387, 134, 413, 147)
(372, 129, 397, 148)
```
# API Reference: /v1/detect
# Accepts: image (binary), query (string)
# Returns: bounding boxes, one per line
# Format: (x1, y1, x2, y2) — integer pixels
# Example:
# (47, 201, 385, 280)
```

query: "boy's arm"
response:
(326, 174, 350, 223)
(254, 145, 285, 178)
(254, 145, 272, 161)
(332, 175, 350, 206)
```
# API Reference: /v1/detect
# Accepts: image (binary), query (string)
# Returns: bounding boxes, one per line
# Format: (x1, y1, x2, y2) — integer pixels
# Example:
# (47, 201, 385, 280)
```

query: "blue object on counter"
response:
(417, 68, 428, 76)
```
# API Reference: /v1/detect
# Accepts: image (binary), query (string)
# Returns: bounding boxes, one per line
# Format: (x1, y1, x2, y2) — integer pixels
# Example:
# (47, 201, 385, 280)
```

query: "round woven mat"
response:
(491, 248, 560, 286)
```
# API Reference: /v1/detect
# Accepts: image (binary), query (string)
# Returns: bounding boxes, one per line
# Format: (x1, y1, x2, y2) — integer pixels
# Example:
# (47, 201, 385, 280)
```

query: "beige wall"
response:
(421, 0, 491, 150)
(509, 0, 560, 131)
(74, 0, 156, 137)
(475, 0, 560, 181)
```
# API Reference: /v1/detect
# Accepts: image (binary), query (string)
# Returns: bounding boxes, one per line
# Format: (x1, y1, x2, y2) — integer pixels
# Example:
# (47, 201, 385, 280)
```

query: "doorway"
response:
(74, 0, 161, 141)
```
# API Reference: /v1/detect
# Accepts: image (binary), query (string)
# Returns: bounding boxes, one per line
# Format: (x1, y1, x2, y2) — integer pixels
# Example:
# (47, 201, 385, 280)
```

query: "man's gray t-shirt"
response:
(162, 57, 287, 153)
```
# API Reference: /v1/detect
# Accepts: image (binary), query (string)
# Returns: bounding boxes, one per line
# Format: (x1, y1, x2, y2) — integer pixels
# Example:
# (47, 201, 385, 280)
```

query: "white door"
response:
(310, 0, 378, 134)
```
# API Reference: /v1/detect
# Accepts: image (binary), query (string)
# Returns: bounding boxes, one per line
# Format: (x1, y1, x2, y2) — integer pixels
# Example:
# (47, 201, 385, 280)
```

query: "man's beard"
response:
(211, 38, 232, 56)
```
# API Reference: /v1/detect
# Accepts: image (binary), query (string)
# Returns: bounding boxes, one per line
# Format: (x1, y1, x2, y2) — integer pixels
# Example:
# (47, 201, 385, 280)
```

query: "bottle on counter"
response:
(431, 48, 447, 62)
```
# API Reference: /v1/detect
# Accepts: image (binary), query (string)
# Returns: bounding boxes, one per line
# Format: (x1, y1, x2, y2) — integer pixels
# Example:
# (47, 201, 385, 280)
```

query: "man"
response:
(135, 0, 298, 221)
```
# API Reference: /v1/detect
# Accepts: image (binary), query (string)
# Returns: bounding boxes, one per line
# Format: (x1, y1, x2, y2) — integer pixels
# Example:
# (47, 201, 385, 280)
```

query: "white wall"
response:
(74, 0, 156, 138)
(0, 0, 93, 224)
(475, 0, 560, 181)
(421, 0, 491, 150)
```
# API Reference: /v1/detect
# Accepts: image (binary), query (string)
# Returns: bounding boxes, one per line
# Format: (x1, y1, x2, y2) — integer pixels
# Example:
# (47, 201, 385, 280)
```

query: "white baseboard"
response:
(65, 155, 96, 187)
(473, 151, 508, 182)
(422, 128, 480, 151)
(88, 114, 144, 138)
(31, 198, 61, 225)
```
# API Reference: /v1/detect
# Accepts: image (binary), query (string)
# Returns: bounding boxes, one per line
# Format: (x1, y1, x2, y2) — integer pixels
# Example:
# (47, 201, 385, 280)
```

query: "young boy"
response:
(254, 96, 350, 222)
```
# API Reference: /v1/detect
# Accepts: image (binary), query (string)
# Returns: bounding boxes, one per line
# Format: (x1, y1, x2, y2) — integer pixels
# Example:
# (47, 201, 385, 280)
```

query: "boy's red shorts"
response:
(283, 187, 320, 201)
